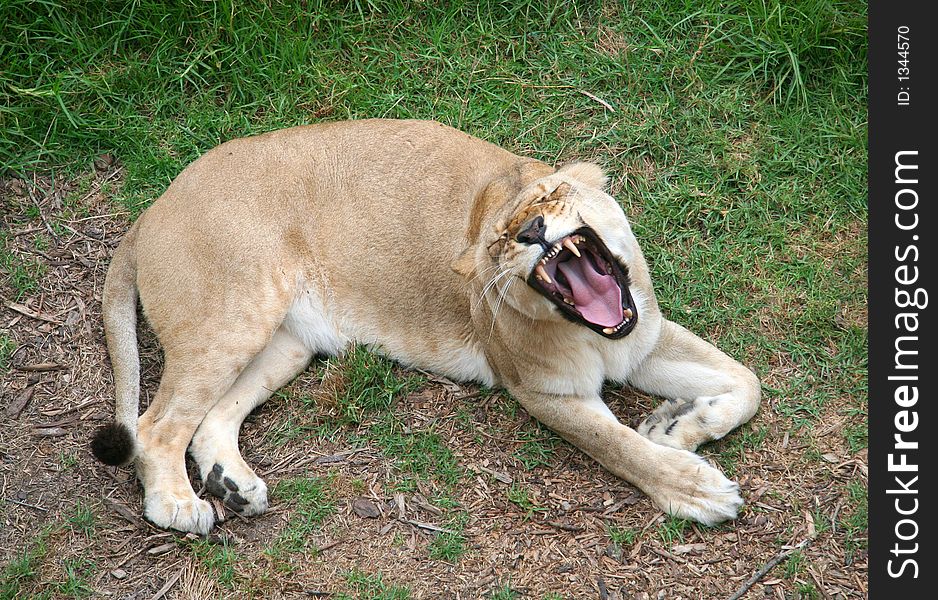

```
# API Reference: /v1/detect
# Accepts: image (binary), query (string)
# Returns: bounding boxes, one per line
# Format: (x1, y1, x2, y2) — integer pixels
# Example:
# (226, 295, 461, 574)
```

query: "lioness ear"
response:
(451, 246, 477, 278)
(556, 162, 608, 190)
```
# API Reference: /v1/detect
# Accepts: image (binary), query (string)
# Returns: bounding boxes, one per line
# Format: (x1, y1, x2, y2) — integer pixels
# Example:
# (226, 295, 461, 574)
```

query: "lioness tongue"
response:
(557, 256, 622, 327)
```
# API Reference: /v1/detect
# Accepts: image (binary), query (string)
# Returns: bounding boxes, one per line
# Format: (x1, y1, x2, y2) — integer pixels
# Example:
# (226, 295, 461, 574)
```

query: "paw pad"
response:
(205, 463, 250, 512)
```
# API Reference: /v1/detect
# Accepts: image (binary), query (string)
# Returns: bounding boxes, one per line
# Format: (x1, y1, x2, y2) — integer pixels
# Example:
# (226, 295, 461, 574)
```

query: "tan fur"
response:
(100, 119, 760, 533)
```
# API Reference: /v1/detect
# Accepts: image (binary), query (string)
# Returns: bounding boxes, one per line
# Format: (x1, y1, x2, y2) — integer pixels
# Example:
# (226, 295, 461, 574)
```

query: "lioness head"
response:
(455, 162, 643, 339)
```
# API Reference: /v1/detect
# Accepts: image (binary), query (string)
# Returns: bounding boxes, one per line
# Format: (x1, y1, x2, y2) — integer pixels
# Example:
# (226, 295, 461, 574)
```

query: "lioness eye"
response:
(487, 233, 508, 254)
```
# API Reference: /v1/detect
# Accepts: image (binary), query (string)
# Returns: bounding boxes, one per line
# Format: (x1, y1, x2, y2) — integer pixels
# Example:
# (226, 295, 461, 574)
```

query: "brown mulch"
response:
(0, 165, 867, 599)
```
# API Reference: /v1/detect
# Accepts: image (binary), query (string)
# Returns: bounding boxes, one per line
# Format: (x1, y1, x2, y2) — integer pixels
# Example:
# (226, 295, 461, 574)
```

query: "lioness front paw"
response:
(144, 491, 215, 534)
(203, 462, 269, 516)
(644, 447, 743, 526)
(638, 397, 714, 451)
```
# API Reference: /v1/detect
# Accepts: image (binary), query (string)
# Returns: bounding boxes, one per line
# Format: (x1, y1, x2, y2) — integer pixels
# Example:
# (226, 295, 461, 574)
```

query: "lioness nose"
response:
(517, 215, 547, 246)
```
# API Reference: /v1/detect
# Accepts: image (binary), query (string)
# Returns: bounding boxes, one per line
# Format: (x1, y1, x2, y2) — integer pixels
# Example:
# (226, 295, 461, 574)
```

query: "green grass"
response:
(320, 345, 424, 426)
(338, 569, 411, 600)
(270, 476, 337, 554)
(185, 538, 239, 588)
(513, 423, 559, 469)
(51, 558, 96, 598)
(489, 582, 520, 600)
(65, 501, 96, 539)
(369, 416, 463, 490)
(608, 524, 638, 549)
(0, 527, 51, 600)
(427, 528, 467, 562)
(506, 483, 547, 517)
(657, 516, 690, 546)
(842, 481, 868, 554)
(796, 582, 820, 600)
(714, 424, 769, 476)
(783, 549, 806, 579)
(58, 451, 80, 470)
(842, 421, 868, 453)
(0, 232, 46, 301)
(0, 334, 16, 373)
(427, 512, 470, 562)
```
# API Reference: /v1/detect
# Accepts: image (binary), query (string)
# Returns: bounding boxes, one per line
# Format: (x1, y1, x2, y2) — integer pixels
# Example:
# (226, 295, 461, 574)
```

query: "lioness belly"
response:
(283, 279, 496, 386)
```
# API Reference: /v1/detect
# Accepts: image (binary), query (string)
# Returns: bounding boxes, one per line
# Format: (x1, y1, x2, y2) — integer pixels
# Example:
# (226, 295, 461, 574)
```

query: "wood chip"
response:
(110, 568, 127, 580)
(403, 519, 457, 535)
(5, 302, 63, 325)
(547, 521, 585, 533)
(5, 385, 35, 418)
(351, 498, 381, 519)
(212, 498, 227, 523)
(671, 542, 708, 555)
(32, 426, 67, 437)
(147, 542, 176, 556)
(150, 567, 184, 600)
(14, 362, 66, 372)
(104, 498, 141, 525)
(476, 464, 512, 484)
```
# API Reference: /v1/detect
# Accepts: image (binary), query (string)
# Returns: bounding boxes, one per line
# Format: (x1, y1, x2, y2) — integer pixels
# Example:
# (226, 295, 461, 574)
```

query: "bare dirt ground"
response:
(1, 166, 867, 599)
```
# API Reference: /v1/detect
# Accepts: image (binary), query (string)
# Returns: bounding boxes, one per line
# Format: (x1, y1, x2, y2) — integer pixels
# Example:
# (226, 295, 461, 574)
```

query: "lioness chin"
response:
(91, 119, 760, 535)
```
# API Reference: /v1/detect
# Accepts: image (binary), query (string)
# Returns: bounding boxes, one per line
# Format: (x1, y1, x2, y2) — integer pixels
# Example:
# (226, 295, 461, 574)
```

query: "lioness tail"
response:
(91, 221, 141, 466)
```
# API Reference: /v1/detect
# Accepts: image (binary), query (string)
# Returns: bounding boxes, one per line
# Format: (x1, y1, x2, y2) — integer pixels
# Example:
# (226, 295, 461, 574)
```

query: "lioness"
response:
(91, 119, 760, 534)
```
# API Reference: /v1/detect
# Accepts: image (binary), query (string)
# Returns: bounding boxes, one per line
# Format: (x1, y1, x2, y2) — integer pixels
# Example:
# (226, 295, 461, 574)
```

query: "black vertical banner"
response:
(869, 1, 936, 596)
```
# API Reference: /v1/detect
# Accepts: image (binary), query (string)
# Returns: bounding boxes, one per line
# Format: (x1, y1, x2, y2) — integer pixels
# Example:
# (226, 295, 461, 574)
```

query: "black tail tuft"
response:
(90, 422, 135, 466)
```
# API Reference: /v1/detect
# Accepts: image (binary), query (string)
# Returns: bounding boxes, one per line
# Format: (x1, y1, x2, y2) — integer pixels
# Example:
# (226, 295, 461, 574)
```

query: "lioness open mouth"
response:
(527, 228, 637, 339)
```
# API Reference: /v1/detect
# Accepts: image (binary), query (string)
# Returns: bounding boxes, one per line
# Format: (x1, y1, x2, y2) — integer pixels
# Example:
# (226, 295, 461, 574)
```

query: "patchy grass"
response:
(185, 538, 239, 588)
(0, 334, 15, 372)
(0, 233, 46, 301)
(843, 480, 869, 555)
(270, 476, 337, 555)
(513, 423, 559, 469)
(506, 483, 547, 518)
(783, 549, 807, 579)
(488, 581, 520, 600)
(715, 423, 770, 476)
(657, 516, 690, 547)
(0, 529, 50, 600)
(64, 502, 96, 540)
(338, 569, 412, 600)
(51, 557, 96, 598)
(608, 524, 638, 549)
(427, 512, 470, 562)
(369, 416, 462, 491)
(319, 345, 424, 426)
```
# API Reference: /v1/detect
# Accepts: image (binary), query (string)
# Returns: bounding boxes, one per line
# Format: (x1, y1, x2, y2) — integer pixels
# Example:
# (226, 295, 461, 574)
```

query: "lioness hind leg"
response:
(189, 326, 313, 516)
(135, 342, 261, 534)
(629, 319, 761, 452)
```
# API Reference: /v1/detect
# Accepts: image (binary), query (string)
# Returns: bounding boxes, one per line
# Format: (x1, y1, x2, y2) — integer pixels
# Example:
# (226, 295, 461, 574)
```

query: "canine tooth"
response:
(602, 327, 615, 335)
(563, 298, 574, 305)
(535, 265, 552, 284)
(563, 238, 581, 257)
(623, 307, 633, 319)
